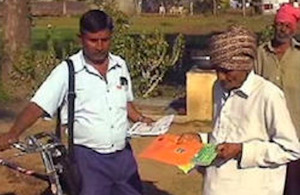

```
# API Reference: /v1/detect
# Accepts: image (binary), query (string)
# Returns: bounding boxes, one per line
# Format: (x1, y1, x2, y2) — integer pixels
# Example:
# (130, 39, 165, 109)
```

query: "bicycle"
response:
(0, 132, 67, 195)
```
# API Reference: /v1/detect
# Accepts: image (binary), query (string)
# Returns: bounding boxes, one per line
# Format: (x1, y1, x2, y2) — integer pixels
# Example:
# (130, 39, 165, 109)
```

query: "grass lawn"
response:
(128, 14, 274, 35)
(33, 14, 275, 36)
(31, 13, 276, 50)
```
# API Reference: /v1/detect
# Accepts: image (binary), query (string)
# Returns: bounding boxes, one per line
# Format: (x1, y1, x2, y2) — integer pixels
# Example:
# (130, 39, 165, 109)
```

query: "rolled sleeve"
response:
(240, 141, 270, 168)
(240, 142, 256, 168)
(31, 62, 68, 117)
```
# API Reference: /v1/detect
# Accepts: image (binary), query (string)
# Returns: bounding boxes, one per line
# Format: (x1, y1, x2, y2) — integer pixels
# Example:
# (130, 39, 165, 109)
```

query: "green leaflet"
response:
(193, 144, 217, 166)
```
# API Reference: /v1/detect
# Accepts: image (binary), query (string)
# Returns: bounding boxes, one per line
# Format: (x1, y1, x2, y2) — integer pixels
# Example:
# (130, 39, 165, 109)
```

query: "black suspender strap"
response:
(55, 106, 62, 140)
(65, 59, 76, 160)
(54, 59, 80, 195)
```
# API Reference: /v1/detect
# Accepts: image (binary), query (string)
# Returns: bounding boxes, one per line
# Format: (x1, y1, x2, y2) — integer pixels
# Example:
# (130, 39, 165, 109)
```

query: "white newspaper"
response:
(128, 115, 174, 136)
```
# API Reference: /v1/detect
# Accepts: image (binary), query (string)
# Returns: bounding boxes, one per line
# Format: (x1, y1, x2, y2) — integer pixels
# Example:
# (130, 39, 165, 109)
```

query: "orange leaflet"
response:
(139, 134, 203, 166)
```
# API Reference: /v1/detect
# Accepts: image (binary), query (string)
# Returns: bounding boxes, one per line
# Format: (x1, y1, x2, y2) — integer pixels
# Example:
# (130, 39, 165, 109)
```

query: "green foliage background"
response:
(7, 2, 185, 99)
(0, 1, 280, 101)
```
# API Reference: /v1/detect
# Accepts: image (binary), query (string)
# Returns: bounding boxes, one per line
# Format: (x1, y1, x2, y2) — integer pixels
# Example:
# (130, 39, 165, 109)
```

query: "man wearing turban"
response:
(180, 26, 300, 195)
(255, 4, 300, 195)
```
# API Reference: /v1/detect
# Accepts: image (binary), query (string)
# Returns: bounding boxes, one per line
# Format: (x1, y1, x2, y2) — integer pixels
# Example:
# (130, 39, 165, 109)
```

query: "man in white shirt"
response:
(0, 10, 152, 195)
(181, 26, 300, 195)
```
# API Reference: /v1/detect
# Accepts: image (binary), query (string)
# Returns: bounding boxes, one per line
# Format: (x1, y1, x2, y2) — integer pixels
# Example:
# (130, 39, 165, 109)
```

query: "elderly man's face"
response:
(216, 68, 249, 91)
(274, 22, 295, 44)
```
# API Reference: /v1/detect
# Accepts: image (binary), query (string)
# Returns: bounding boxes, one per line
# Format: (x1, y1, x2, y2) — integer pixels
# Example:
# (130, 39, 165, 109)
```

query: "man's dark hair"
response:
(80, 10, 114, 34)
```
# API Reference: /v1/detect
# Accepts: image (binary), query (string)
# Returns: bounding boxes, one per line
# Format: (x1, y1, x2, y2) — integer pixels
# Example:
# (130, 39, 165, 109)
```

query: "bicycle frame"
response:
(0, 132, 66, 195)
(0, 158, 49, 181)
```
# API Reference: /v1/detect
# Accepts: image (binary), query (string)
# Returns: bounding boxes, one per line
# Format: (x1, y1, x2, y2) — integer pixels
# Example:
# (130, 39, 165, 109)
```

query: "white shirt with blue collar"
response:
(205, 71, 300, 195)
(31, 50, 134, 153)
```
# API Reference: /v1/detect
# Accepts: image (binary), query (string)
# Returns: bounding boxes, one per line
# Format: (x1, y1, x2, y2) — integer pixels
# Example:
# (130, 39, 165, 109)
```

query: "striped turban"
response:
(209, 26, 257, 71)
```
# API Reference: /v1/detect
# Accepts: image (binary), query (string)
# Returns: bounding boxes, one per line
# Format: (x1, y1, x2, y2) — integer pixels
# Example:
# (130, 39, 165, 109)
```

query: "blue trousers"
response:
(284, 159, 300, 195)
(74, 144, 143, 195)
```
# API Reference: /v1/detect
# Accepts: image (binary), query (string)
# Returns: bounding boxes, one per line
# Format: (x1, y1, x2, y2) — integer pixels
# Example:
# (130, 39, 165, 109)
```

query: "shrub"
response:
(97, 0, 185, 97)
(258, 24, 274, 45)
(8, 26, 60, 98)
(114, 31, 185, 98)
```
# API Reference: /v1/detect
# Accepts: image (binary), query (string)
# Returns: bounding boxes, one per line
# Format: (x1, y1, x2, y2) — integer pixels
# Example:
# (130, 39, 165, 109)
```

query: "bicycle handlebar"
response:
(12, 132, 65, 156)
(2, 132, 66, 195)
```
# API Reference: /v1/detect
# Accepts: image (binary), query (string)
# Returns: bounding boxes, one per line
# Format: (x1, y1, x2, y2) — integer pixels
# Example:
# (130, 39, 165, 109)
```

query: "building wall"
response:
(115, 0, 137, 15)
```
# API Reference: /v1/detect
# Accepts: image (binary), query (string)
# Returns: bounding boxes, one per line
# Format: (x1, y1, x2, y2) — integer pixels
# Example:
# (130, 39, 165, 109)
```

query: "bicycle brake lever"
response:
(12, 142, 28, 153)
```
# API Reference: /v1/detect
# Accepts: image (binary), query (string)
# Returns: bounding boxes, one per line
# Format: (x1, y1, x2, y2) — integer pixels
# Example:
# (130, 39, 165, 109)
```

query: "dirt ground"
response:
(0, 100, 211, 195)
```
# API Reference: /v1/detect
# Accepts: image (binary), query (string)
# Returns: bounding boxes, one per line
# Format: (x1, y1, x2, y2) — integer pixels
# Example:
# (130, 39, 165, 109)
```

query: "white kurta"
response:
(203, 71, 300, 195)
